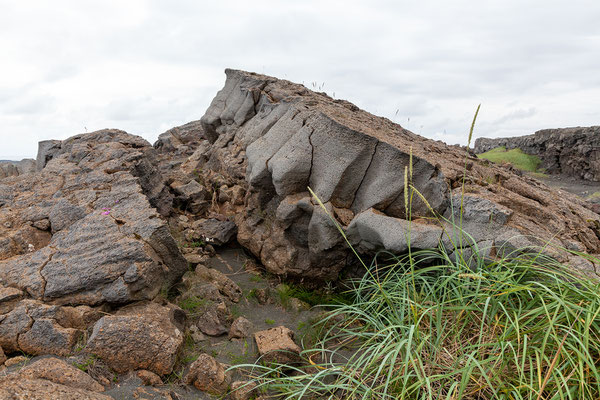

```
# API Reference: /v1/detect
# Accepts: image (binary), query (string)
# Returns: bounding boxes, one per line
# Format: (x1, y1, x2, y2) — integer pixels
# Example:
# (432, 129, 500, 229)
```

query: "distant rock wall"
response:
(0, 159, 36, 179)
(474, 126, 600, 181)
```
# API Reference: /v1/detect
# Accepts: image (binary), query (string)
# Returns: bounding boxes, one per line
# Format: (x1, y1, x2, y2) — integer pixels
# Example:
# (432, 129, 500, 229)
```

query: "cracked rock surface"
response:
(0, 130, 188, 360)
(184, 69, 600, 280)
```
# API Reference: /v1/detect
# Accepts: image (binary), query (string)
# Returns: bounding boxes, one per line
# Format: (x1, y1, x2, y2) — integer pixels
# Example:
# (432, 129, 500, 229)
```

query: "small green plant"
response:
(478, 146, 542, 172)
(185, 240, 206, 248)
(265, 319, 275, 325)
(73, 354, 97, 372)
(276, 282, 349, 308)
(178, 296, 209, 313)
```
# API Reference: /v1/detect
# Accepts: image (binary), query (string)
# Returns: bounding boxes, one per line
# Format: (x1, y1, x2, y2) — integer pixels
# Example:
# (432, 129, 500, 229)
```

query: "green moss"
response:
(587, 191, 600, 201)
(477, 146, 541, 172)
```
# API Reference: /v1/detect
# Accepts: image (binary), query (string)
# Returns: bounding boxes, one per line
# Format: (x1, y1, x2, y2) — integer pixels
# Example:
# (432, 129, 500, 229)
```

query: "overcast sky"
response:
(1, 1, 599, 160)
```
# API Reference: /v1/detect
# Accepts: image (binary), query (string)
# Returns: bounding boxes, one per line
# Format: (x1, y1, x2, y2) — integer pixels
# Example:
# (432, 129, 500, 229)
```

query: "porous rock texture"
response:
(0, 130, 187, 359)
(181, 69, 600, 281)
(474, 126, 600, 181)
(0, 130, 186, 305)
(85, 301, 185, 375)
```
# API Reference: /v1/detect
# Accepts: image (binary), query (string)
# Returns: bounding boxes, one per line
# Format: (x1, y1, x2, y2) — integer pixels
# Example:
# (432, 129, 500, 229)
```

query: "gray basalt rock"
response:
(0, 159, 36, 179)
(154, 120, 205, 156)
(186, 69, 600, 280)
(0, 299, 91, 355)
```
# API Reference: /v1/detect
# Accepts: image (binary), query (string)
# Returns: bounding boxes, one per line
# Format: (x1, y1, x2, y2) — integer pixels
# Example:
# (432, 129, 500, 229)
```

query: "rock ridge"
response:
(474, 126, 600, 181)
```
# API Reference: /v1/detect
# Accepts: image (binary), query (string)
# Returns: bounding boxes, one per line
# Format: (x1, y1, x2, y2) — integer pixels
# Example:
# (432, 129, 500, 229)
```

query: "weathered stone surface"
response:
(474, 126, 600, 181)
(193, 265, 242, 303)
(0, 130, 187, 306)
(154, 120, 205, 156)
(171, 179, 211, 214)
(0, 376, 113, 400)
(0, 345, 6, 365)
(137, 369, 163, 386)
(186, 69, 600, 279)
(85, 302, 184, 375)
(0, 299, 90, 355)
(184, 353, 231, 395)
(347, 208, 444, 254)
(4, 355, 28, 367)
(254, 325, 301, 364)
(18, 319, 81, 356)
(190, 218, 237, 246)
(229, 316, 253, 339)
(230, 380, 258, 400)
(16, 357, 104, 392)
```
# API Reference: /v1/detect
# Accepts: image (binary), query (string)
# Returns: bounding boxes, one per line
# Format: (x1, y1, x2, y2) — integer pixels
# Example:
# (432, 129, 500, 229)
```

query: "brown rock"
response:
(229, 316, 253, 339)
(86, 302, 184, 375)
(18, 319, 82, 356)
(229, 380, 257, 400)
(194, 265, 242, 303)
(0, 130, 187, 306)
(0, 345, 6, 365)
(4, 355, 28, 367)
(17, 357, 104, 392)
(184, 353, 231, 395)
(137, 369, 164, 386)
(288, 297, 310, 312)
(254, 326, 301, 364)
(0, 376, 113, 400)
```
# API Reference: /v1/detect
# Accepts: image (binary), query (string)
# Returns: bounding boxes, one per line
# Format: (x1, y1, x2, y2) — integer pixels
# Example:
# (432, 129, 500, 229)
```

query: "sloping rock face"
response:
(182, 69, 600, 280)
(0, 159, 36, 179)
(474, 126, 600, 181)
(0, 130, 188, 357)
(0, 130, 185, 306)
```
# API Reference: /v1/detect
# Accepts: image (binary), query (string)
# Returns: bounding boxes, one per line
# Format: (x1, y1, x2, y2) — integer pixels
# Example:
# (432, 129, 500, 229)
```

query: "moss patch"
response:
(477, 146, 541, 172)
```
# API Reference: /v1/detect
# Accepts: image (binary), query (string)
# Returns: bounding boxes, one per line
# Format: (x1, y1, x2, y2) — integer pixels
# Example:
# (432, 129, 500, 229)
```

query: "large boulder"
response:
(85, 302, 185, 375)
(182, 69, 600, 280)
(0, 130, 187, 306)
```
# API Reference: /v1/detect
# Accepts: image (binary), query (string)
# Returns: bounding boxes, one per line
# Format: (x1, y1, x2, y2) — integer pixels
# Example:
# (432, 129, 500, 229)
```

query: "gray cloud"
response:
(1, 0, 599, 158)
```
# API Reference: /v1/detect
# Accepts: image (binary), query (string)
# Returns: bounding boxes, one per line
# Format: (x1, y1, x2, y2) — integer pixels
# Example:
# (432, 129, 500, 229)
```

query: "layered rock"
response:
(0, 130, 186, 306)
(0, 130, 188, 359)
(182, 69, 600, 280)
(474, 126, 600, 181)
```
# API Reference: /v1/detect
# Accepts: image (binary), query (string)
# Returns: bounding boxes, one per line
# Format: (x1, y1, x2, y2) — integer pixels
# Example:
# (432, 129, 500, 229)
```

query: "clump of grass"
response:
(239, 250, 600, 399)
(178, 296, 209, 313)
(478, 146, 541, 172)
(233, 107, 600, 399)
(277, 282, 350, 308)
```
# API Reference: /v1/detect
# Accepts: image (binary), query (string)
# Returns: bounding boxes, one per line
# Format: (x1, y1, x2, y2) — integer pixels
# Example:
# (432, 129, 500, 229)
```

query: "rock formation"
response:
(184, 69, 600, 281)
(474, 126, 600, 181)
(1, 68, 600, 398)
(0, 130, 187, 364)
(0, 159, 36, 178)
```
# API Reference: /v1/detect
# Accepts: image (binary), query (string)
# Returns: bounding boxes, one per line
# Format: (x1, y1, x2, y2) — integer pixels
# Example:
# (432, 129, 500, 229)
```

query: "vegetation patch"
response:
(238, 249, 600, 399)
(478, 146, 542, 172)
